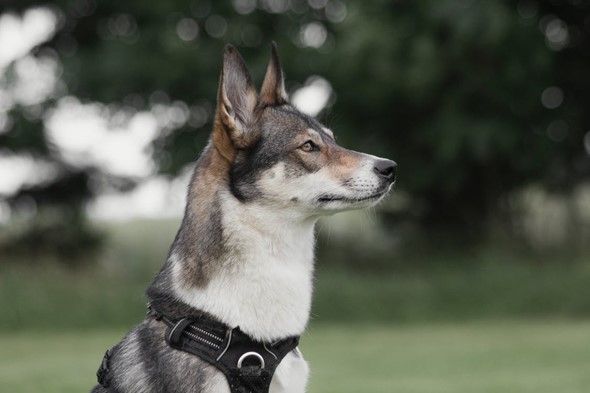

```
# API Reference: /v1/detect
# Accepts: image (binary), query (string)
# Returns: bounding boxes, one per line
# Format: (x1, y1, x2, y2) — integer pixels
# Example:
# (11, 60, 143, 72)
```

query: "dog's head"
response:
(212, 44, 396, 216)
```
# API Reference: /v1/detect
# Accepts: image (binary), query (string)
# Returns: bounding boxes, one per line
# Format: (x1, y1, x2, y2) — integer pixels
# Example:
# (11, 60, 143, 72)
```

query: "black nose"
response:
(373, 159, 397, 181)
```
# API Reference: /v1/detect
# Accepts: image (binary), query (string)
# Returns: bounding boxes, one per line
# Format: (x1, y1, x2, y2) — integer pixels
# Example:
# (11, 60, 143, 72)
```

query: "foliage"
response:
(0, 213, 103, 261)
(1, 0, 590, 251)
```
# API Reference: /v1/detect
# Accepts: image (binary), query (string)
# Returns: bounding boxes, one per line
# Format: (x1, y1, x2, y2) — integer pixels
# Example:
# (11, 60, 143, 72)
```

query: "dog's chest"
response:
(173, 198, 316, 342)
(173, 247, 314, 341)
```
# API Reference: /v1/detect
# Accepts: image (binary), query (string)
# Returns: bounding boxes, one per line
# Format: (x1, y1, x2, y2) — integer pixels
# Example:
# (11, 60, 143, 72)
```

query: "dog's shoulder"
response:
(98, 319, 227, 393)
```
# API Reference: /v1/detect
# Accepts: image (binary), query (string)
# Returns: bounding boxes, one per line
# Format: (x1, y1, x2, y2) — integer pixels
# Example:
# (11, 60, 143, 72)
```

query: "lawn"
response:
(2, 219, 590, 392)
(1, 320, 589, 393)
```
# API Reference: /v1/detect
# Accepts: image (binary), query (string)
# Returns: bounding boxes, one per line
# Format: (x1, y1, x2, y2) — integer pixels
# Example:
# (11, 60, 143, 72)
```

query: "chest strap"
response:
(149, 307, 300, 393)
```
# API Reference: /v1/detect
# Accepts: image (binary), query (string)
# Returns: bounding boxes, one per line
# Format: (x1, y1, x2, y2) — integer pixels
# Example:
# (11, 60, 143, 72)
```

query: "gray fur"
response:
(230, 105, 333, 200)
(92, 320, 218, 393)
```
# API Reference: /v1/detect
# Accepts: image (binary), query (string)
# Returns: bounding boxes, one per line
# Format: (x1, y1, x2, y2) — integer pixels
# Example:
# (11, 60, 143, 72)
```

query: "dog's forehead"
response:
(259, 105, 327, 138)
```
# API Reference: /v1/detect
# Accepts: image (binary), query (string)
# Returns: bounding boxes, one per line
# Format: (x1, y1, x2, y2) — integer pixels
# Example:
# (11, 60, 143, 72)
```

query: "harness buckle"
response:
(166, 318, 193, 347)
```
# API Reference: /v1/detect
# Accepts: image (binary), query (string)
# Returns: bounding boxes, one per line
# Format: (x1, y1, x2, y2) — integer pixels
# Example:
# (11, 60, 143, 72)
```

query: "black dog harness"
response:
(97, 306, 299, 393)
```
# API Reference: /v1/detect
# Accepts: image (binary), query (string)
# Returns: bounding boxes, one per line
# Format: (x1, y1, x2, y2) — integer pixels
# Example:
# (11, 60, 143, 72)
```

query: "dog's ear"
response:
(259, 42, 288, 106)
(214, 45, 258, 156)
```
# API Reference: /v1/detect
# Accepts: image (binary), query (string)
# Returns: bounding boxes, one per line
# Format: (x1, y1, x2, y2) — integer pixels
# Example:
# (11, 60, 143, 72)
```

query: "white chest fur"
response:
(172, 193, 316, 342)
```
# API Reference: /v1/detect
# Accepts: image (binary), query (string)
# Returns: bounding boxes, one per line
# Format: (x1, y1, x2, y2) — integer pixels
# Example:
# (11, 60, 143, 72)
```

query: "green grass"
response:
(1, 321, 589, 393)
(2, 220, 590, 391)
(3, 218, 590, 330)
(2, 261, 590, 331)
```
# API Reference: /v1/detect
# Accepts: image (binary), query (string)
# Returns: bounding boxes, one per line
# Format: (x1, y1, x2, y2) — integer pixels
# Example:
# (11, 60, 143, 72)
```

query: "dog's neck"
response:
(149, 145, 317, 341)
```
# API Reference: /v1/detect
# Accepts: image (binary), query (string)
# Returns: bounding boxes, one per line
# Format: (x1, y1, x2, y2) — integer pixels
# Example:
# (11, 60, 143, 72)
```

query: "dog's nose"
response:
(373, 159, 397, 181)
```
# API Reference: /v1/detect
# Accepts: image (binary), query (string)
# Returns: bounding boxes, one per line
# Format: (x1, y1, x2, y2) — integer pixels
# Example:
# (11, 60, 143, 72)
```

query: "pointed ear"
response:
(214, 45, 258, 152)
(259, 42, 288, 106)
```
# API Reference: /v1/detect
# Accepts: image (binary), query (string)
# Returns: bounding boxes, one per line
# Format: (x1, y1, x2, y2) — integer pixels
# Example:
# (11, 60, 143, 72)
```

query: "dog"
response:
(91, 43, 396, 393)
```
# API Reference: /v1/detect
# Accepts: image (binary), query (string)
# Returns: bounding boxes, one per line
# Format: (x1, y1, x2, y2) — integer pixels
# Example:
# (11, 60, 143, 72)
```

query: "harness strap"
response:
(149, 306, 299, 393)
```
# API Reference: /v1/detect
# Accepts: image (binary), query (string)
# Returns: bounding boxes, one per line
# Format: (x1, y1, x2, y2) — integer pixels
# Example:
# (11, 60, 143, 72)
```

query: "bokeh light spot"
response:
(326, 0, 347, 23)
(299, 22, 327, 48)
(546, 120, 568, 142)
(176, 18, 199, 42)
(260, 0, 290, 14)
(232, 0, 257, 15)
(541, 86, 563, 109)
(0, 7, 57, 70)
(544, 17, 569, 50)
(205, 15, 227, 38)
(308, 0, 328, 10)
(292, 76, 333, 116)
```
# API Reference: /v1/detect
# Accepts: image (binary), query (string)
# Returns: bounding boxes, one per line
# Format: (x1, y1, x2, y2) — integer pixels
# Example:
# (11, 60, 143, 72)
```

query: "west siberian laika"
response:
(92, 44, 396, 393)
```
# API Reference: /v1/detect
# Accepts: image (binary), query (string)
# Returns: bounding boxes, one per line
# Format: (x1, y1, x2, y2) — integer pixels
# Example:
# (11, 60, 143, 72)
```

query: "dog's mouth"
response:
(317, 191, 386, 204)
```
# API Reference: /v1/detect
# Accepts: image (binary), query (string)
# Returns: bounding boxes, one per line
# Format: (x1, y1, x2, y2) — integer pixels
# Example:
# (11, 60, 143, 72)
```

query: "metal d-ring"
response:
(237, 351, 265, 369)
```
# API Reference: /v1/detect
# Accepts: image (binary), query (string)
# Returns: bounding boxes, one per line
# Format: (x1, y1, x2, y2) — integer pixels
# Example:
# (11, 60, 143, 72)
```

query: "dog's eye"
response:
(299, 141, 318, 153)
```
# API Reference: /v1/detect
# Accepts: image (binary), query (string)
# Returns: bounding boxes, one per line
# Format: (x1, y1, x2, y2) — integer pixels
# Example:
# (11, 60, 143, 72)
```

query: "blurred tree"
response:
(1, 0, 589, 256)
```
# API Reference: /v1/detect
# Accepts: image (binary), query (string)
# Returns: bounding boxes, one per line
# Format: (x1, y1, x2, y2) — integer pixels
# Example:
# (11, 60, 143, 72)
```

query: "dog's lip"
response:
(317, 191, 386, 204)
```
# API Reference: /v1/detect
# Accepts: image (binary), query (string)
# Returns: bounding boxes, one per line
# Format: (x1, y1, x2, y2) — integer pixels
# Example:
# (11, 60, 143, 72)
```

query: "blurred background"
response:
(1, 0, 590, 392)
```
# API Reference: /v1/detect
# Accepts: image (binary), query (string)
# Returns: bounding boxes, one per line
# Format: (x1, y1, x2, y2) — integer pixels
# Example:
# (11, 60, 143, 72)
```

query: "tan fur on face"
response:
(326, 146, 363, 181)
(295, 128, 363, 182)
